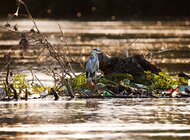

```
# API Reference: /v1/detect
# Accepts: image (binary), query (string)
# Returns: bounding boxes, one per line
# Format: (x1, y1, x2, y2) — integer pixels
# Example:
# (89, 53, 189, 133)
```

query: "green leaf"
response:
(71, 73, 87, 89)
(13, 74, 28, 89)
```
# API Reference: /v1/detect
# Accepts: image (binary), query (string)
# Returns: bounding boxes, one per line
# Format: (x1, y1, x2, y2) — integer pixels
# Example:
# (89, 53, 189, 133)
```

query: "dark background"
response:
(1, 0, 190, 20)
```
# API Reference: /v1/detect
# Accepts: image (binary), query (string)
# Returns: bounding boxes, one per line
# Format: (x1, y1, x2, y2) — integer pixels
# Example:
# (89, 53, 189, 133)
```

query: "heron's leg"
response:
(94, 72, 97, 85)
(86, 71, 91, 89)
(90, 72, 98, 94)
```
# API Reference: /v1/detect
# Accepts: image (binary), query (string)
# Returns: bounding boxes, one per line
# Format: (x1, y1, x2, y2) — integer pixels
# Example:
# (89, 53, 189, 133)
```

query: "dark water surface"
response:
(0, 20, 190, 139)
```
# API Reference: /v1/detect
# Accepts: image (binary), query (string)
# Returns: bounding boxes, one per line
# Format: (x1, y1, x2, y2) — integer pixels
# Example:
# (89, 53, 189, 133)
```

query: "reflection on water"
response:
(0, 99, 190, 139)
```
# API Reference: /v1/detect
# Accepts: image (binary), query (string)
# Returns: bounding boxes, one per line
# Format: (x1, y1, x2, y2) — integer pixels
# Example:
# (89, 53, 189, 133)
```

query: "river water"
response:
(0, 99, 190, 140)
(0, 20, 190, 73)
(0, 20, 190, 139)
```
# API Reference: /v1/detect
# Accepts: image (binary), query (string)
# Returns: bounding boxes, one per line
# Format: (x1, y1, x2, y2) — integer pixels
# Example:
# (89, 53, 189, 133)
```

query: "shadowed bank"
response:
(1, 0, 190, 20)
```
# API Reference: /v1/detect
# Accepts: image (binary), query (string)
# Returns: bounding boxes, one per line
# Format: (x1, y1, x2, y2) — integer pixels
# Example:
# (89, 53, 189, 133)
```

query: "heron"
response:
(85, 48, 101, 89)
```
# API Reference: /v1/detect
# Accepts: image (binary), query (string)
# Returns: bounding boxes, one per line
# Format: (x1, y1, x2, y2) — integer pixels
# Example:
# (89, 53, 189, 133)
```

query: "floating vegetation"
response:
(71, 73, 87, 89)
(144, 70, 177, 90)
(105, 73, 133, 83)
(13, 74, 28, 89)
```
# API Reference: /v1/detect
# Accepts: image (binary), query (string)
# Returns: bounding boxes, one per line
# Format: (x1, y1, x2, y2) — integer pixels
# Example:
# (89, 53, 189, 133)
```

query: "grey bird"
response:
(85, 48, 101, 89)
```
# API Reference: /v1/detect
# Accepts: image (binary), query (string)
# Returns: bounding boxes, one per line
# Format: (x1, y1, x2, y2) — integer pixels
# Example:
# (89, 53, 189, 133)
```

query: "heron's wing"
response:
(86, 56, 98, 71)
(85, 57, 93, 80)
(85, 57, 92, 72)
(90, 56, 99, 73)
(96, 59, 99, 71)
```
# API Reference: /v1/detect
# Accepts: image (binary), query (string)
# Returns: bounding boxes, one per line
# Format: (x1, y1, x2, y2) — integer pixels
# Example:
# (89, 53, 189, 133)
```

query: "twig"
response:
(1, 0, 78, 99)
(34, 75, 44, 88)
(10, 84, 18, 101)
(58, 24, 74, 62)
(147, 48, 172, 60)
(128, 37, 138, 47)
(51, 88, 59, 100)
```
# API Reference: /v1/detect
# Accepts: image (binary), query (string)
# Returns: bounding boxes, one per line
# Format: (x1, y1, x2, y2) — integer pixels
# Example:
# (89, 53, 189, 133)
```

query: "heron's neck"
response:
(91, 52, 98, 58)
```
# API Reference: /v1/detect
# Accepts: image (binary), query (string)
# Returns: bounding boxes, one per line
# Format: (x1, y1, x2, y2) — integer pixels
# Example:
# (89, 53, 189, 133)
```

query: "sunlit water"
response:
(1, 20, 190, 73)
(0, 99, 190, 140)
(1, 20, 190, 139)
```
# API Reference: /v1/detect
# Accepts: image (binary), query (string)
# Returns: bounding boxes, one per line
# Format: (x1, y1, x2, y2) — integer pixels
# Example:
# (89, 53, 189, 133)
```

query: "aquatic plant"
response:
(105, 73, 133, 83)
(71, 73, 87, 89)
(145, 70, 177, 90)
(31, 84, 46, 94)
(176, 77, 188, 86)
(13, 74, 28, 89)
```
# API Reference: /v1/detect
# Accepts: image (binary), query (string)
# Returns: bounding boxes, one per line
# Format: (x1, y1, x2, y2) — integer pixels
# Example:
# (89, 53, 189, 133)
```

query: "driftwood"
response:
(99, 53, 161, 82)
